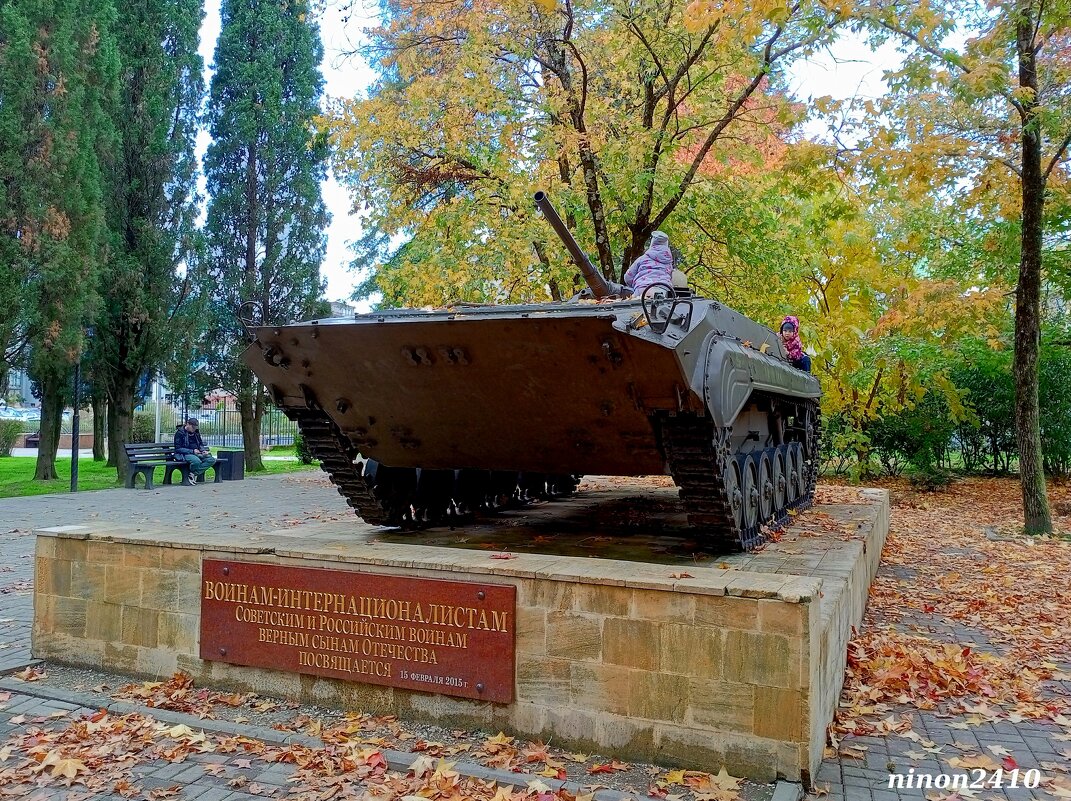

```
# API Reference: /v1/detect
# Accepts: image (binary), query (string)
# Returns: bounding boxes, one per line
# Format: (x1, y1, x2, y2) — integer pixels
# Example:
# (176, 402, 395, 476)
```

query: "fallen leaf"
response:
(947, 754, 1000, 771)
(51, 758, 88, 779)
(11, 666, 45, 682)
(662, 769, 687, 785)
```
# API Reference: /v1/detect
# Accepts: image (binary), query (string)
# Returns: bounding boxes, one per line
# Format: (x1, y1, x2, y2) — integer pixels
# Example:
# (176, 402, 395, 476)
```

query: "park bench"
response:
(122, 442, 222, 489)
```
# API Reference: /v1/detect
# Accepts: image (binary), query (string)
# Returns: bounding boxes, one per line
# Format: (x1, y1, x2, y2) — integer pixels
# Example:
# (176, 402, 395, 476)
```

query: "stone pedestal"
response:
(31, 489, 888, 782)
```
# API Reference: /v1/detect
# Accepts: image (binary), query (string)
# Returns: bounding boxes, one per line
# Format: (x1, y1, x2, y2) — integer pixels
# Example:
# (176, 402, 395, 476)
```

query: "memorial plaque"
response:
(199, 560, 515, 702)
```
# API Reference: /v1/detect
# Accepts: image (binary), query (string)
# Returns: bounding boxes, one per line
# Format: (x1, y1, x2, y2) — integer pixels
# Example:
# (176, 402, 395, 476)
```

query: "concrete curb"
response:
(0, 660, 42, 678)
(0, 676, 640, 801)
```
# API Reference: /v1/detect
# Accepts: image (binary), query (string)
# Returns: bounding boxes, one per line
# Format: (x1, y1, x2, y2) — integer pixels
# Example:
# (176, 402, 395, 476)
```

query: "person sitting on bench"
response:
(174, 417, 216, 485)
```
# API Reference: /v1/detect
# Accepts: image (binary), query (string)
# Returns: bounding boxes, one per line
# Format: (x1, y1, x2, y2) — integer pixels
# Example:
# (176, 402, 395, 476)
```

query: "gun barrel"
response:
(534, 191, 612, 299)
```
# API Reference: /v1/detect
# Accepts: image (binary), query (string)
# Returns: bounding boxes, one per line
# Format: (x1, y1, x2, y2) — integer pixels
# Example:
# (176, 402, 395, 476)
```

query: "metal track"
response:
(804, 403, 821, 502)
(659, 398, 821, 551)
(286, 408, 393, 525)
(659, 414, 746, 551)
(289, 401, 819, 549)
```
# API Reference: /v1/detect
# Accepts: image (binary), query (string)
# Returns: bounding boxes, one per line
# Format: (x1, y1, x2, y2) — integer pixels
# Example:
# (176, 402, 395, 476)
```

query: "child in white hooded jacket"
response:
(624, 231, 674, 296)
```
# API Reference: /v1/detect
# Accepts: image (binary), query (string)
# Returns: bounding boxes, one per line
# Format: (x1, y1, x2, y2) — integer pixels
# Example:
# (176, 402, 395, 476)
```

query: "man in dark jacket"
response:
(174, 418, 216, 485)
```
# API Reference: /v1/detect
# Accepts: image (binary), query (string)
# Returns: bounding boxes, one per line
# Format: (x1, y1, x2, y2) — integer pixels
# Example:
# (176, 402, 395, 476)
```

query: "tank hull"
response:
(243, 297, 822, 550)
(246, 310, 681, 474)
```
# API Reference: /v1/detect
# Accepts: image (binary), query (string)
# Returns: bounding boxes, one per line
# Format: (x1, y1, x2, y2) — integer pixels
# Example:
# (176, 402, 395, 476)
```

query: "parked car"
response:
(0, 407, 40, 422)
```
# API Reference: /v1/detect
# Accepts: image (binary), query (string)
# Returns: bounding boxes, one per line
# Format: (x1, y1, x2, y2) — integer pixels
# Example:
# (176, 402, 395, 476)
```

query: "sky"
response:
(196, 3, 904, 307)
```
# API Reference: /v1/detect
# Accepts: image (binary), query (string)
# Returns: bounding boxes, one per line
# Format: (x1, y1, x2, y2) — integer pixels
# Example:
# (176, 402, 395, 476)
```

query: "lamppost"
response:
(70, 326, 93, 493)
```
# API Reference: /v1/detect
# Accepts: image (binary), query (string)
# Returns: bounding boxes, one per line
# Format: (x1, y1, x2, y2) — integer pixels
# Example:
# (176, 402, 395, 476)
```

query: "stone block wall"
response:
(32, 492, 888, 783)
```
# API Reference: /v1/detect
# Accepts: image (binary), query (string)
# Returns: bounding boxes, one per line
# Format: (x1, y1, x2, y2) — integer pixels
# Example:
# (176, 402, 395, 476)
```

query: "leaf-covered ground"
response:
(0, 670, 754, 801)
(815, 477, 1071, 800)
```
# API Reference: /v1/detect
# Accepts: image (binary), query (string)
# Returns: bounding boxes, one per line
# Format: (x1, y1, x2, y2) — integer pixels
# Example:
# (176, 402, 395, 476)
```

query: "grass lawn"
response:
(263, 445, 298, 458)
(0, 454, 317, 499)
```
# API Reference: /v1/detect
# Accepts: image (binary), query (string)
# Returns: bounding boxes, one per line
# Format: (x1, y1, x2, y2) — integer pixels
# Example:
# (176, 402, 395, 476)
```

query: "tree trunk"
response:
(545, 38, 615, 279)
(238, 385, 265, 472)
(92, 396, 106, 460)
(106, 400, 120, 467)
(1013, 15, 1052, 535)
(33, 372, 65, 481)
(108, 380, 136, 484)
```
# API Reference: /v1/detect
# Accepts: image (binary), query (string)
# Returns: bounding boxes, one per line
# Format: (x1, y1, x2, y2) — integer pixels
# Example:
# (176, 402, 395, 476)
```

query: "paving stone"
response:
(1021, 737, 1058, 755)
(841, 772, 881, 789)
(864, 752, 893, 771)
(870, 790, 901, 801)
(170, 763, 213, 783)
(251, 765, 294, 784)
(815, 762, 841, 783)
(146, 761, 193, 780)
(185, 788, 232, 801)
(222, 792, 264, 801)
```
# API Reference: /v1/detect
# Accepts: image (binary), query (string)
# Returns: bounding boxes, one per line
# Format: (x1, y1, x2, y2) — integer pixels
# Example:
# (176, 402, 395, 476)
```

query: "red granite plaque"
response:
(199, 560, 515, 702)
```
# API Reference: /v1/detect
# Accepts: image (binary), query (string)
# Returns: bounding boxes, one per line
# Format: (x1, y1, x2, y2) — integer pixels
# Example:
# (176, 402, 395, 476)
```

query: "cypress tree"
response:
(203, 0, 328, 472)
(90, 0, 204, 479)
(0, 0, 120, 479)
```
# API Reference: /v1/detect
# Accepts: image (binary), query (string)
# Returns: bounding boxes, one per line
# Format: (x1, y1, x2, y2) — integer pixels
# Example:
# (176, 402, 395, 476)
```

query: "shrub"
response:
(866, 390, 956, 479)
(0, 419, 22, 456)
(1040, 345, 1071, 478)
(130, 412, 156, 443)
(294, 432, 315, 465)
(909, 465, 953, 492)
(820, 413, 864, 477)
(948, 341, 1016, 473)
(945, 338, 1071, 476)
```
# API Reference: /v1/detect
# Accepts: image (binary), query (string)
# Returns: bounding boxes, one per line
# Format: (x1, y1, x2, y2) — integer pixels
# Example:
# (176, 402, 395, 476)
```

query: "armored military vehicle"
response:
(241, 193, 821, 551)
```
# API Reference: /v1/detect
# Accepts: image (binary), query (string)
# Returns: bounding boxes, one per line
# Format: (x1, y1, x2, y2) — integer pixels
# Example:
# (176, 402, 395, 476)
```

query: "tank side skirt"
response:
(659, 414, 746, 550)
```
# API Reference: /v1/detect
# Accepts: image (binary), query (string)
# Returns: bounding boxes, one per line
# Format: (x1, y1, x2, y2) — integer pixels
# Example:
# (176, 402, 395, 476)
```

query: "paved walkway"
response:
(0, 472, 352, 674)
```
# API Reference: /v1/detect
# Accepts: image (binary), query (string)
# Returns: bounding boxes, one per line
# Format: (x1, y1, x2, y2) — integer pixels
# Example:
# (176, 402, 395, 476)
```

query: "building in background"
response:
(4, 368, 35, 406)
(328, 300, 355, 318)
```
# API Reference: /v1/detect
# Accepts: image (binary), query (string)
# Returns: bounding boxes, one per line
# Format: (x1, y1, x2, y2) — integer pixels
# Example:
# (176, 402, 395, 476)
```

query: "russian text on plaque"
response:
(200, 560, 516, 702)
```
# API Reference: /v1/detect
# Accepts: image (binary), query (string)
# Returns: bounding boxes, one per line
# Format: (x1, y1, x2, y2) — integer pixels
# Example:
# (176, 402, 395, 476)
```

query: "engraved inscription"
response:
(199, 561, 515, 702)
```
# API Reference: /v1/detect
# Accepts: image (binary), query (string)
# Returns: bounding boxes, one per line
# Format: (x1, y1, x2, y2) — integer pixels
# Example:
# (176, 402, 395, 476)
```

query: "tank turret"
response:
(242, 193, 821, 551)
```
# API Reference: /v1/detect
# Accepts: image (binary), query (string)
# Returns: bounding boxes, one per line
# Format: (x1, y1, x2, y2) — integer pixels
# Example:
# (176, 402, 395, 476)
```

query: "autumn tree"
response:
(89, 0, 204, 480)
(846, 0, 1071, 533)
(730, 148, 1006, 467)
(202, 0, 329, 471)
(0, 0, 119, 479)
(325, 0, 846, 306)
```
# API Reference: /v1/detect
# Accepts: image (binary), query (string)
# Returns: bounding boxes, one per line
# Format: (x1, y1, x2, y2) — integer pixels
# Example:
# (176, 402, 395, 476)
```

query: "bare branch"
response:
(875, 18, 1027, 118)
(649, 26, 785, 230)
(1044, 130, 1071, 182)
